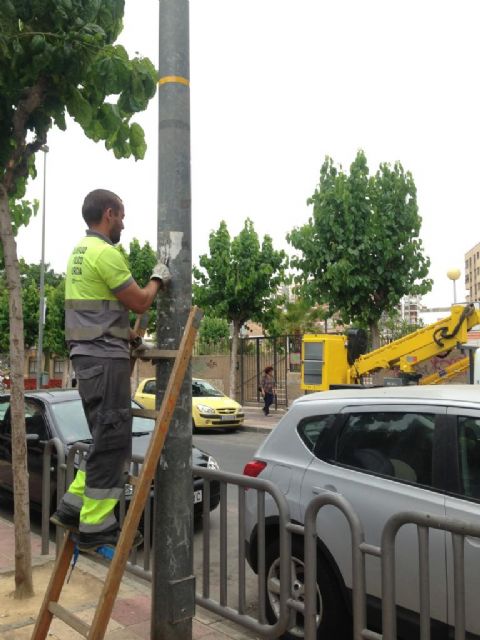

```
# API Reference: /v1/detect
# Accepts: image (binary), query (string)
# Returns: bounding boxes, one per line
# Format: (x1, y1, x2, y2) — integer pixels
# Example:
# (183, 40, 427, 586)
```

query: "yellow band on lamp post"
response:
(158, 75, 190, 86)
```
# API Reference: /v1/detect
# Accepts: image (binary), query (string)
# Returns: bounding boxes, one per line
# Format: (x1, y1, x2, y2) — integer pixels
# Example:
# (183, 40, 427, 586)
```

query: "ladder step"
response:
(131, 408, 158, 420)
(48, 602, 90, 637)
(133, 348, 178, 360)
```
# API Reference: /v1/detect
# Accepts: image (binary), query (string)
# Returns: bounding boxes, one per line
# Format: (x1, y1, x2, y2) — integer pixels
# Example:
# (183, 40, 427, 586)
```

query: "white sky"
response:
(17, 0, 480, 309)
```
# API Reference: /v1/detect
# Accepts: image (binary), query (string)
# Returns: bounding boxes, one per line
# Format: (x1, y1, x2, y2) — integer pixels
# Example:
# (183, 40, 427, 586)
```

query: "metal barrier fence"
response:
(303, 493, 480, 640)
(42, 441, 480, 640)
(41, 442, 294, 638)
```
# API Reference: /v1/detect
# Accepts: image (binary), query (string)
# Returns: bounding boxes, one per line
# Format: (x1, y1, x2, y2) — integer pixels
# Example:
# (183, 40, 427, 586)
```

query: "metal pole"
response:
(152, 2, 193, 639)
(36, 146, 48, 389)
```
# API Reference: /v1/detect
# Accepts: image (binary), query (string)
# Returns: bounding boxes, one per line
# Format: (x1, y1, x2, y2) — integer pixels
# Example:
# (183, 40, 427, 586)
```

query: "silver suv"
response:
(244, 385, 480, 639)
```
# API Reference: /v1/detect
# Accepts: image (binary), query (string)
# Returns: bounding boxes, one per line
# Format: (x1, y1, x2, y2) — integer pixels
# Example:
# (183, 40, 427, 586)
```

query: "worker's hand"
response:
(150, 261, 172, 288)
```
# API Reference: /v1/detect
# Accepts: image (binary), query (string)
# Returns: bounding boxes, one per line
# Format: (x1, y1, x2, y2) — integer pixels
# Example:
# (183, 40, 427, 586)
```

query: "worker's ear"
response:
(104, 207, 115, 223)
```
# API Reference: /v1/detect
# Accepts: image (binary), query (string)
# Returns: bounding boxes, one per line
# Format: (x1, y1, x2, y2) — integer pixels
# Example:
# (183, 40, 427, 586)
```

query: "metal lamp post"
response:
(447, 268, 461, 305)
(36, 146, 48, 389)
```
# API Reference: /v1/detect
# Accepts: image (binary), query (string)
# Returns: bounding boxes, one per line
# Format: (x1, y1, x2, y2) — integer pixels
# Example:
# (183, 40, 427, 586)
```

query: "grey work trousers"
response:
(72, 356, 132, 529)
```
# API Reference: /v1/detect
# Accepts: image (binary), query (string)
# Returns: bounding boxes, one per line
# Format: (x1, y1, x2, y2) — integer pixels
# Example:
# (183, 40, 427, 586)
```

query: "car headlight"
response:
(207, 456, 219, 470)
(197, 404, 215, 414)
(124, 483, 133, 497)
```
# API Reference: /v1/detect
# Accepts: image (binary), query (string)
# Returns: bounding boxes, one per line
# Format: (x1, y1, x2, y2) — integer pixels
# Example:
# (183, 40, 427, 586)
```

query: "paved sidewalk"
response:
(241, 404, 286, 432)
(0, 516, 258, 640)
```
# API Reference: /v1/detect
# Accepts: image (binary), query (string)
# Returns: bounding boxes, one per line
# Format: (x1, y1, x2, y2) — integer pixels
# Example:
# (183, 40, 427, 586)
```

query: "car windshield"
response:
(51, 399, 155, 444)
(192, 380, 224, 398)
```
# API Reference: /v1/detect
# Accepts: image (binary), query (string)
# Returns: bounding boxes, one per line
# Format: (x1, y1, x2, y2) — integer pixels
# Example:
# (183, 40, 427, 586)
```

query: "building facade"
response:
(465, 242, 480, 302)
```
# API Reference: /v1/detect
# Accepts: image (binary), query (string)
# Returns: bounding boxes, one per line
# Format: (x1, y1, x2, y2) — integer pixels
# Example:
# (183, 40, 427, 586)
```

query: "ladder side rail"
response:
(31, 534, 76, 640)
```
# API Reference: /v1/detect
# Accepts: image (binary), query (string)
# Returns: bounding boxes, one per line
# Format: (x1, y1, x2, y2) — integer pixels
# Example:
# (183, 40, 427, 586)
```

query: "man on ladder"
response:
(50, 188, 171, 552)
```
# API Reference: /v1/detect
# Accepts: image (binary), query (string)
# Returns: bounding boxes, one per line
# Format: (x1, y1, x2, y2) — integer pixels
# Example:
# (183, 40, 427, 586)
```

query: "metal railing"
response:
(41, 440, 480, 640)
(41, 441, 294, 637)
(194, 467, 292, 638)
(302, 494, 480, 640)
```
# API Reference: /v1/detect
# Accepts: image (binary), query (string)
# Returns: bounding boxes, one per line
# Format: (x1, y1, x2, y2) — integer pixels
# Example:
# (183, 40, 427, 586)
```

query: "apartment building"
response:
(465, 242, 480, 302)
(400, 295, 422, 324)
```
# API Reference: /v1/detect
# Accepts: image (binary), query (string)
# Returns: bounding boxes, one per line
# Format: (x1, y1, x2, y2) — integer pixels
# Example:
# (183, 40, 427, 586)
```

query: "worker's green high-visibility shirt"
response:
(65, 231, 134, 356)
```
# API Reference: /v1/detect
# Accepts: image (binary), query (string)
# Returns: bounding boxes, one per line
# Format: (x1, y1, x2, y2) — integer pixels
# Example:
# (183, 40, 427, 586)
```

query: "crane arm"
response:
(349, 304, 480, 382)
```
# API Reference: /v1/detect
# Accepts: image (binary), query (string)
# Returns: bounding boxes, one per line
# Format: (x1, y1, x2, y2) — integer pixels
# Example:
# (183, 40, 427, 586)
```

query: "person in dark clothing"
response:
(260, 366, 276, 416)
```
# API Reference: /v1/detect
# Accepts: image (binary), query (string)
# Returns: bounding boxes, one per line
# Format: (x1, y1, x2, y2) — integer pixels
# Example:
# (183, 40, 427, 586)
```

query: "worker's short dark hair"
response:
(82, 189, 122, 226)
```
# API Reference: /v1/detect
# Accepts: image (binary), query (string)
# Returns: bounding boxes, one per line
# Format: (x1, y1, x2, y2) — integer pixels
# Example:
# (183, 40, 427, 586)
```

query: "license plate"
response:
(193, 489, 202, 504)
(221, 414, 234, 421)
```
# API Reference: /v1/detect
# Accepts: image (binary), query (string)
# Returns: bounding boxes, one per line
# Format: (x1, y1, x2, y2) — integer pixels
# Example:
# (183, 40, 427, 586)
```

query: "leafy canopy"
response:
(288, 150, 432, 330)
(193, 219, 288, 328)
(198, 316, 230, 343)
(0, 260, 66, 353)
(263, 298, 329, 337)
(0, 0, 157, 205)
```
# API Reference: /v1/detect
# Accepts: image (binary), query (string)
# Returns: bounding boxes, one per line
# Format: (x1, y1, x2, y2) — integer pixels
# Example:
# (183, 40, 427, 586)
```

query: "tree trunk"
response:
(0, 187, 34, 598)
(369, 321, 383, 386)
(369, 322, 381, 350)
(229, 319, 241, 399)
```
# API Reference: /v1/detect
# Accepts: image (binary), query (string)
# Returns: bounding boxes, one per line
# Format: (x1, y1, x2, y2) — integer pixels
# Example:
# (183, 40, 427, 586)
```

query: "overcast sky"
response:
(17, 0, 480, 310)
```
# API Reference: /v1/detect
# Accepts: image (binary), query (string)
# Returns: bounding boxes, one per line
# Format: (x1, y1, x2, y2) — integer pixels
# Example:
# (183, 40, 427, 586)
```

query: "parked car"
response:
(0, 389, 220, 522)
(134, 377, 244, 430)
(243, 385, 480, 639)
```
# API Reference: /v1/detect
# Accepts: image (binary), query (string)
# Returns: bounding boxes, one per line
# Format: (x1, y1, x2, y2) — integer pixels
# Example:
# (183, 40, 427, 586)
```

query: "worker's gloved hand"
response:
(150, 261, 172, 288)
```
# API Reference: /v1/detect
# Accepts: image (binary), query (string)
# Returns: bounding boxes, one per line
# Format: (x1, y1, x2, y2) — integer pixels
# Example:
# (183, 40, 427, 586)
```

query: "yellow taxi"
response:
(134, 377, 244, 430)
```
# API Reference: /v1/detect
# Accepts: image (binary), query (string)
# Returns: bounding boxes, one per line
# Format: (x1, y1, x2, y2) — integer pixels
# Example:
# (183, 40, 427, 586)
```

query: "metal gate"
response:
(238, 335, 301, 407)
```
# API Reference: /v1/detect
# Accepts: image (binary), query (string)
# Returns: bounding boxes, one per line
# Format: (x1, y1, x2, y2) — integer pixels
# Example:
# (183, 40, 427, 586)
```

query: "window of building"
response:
(53, 359, 65, 375)
(28, 358, 37, 375)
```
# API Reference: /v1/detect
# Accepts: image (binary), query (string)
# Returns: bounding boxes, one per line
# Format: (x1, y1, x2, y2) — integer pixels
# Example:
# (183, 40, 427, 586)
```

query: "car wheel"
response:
(264, 537, 350, 640)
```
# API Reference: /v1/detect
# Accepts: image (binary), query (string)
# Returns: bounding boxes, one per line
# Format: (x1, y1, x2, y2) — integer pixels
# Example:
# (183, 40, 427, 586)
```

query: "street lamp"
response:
(447, 268, 461, 305)
(36, 145, 48, 389)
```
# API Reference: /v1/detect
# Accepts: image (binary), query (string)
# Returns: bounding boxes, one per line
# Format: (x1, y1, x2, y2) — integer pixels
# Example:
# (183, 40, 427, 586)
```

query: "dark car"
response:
(0, 389, 220, 521)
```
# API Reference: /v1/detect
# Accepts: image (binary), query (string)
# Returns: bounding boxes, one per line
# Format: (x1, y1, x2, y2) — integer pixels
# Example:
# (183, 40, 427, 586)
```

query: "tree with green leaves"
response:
(263, 297, 329, 337)
(193, 219, 288, 397)
(288, 150, 432, 349)
(0, 2, 156, 598)
(126, 238, 157, 333)
(199, 316, 230, 344)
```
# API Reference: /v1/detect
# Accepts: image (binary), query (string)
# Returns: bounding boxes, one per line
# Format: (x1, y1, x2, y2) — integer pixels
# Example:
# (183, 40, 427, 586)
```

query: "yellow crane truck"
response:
(301, 303, 480, 391)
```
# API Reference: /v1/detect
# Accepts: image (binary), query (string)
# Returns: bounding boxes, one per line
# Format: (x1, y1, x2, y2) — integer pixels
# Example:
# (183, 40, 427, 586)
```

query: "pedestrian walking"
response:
(260, 365, 276, 416)
(51, 189, 171, 552)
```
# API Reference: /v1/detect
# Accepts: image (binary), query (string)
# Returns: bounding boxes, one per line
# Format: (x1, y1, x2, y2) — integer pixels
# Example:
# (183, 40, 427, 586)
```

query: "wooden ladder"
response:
(31, 306, 203, 640)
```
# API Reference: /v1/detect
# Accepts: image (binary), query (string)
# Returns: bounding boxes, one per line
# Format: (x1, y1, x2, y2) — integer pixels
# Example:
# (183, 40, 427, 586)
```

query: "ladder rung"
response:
(48, 602, 90, 637)
(131, 408, 158, 419)
(134, 348, 179, 360)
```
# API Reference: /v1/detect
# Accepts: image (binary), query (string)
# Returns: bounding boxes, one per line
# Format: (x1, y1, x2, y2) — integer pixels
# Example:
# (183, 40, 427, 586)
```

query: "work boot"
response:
(78, 525, 143, 553)
(50, 506, 80, 531)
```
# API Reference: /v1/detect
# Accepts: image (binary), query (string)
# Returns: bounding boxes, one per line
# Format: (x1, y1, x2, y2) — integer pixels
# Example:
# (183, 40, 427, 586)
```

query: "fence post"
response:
(240, 336, 245, 405)
(256, 338, 260, 402)
(273, 338, 278, 410)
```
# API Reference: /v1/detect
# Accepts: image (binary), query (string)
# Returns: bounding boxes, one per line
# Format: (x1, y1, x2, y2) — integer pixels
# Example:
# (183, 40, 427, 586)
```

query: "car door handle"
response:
(312, 484, 337, 495)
